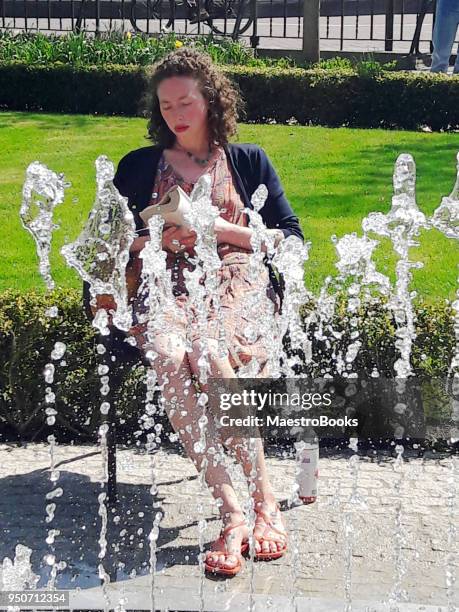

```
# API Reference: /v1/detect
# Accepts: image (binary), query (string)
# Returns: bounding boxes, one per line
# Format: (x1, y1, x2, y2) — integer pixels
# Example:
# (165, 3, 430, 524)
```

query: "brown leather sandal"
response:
(253, 506, 288, 561)
(204, 520, 249, 577)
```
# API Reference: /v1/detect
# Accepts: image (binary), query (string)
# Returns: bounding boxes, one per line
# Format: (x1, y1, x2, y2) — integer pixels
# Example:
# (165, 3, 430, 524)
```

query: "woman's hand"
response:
(214, 216, 284, 251)
(162, 225, 197, 254)
(214, 216, 234, 237)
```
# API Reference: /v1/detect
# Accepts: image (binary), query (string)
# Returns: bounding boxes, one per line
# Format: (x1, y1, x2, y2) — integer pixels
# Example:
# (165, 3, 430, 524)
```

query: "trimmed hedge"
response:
(0, 289, 150, 442)
(0, 289, 455, 441)
(0, 62, 146, 116)
(1, 62, 459, 130)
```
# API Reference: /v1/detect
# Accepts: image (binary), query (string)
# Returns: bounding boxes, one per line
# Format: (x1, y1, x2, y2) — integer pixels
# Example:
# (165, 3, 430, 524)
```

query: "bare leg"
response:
(132, 330, 249, 569)
(187, 340, 287, 556)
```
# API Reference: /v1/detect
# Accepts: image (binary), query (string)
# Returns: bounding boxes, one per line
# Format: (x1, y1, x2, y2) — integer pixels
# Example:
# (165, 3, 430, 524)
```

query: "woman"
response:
(113, 47, 304, 577)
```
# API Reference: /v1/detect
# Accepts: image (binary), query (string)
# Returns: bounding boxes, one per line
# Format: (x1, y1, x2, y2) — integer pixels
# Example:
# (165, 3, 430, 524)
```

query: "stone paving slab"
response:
(68, 576, 454, 611)
(0, 443, 457, 611)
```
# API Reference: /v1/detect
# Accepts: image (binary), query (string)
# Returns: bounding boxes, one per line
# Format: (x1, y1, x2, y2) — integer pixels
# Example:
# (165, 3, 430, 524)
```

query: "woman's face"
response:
(157, 75, 209, 146)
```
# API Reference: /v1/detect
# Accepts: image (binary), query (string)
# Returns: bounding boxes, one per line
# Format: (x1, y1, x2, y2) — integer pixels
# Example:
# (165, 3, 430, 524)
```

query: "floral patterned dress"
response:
(129, 145, 280, 372)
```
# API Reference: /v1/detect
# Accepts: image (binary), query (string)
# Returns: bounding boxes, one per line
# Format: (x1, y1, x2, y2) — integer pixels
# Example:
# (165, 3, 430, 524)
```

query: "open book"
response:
(139, 185, 192, 229)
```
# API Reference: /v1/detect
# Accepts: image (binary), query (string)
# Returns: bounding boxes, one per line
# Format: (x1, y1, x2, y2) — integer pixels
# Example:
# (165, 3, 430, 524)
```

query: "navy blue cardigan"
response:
(113, 142, 304, 241)
(112, 143, 304, 301)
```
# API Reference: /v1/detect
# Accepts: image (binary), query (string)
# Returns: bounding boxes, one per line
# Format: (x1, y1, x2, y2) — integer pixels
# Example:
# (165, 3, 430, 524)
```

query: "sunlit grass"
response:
(1, 111, 458, 301)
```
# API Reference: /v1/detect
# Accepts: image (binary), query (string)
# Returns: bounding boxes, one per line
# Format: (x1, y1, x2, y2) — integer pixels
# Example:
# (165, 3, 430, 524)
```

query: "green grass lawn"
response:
(1, 111, 458, 301)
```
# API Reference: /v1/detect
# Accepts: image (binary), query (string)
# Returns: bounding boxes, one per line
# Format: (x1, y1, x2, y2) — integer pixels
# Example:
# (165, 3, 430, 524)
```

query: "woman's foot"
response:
(205, 512, 249, 576)
(252, 500, 288, 560)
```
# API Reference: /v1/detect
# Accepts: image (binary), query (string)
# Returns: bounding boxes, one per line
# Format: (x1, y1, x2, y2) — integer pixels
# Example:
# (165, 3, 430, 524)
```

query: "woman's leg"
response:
(133, 329, 249, 569)
(431, 0, 459, 73)
(187, 339, 287, 556)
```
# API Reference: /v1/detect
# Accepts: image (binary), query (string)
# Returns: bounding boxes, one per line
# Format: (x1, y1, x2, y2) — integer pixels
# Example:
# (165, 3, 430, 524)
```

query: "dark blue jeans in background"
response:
(431, 0, 459, 74)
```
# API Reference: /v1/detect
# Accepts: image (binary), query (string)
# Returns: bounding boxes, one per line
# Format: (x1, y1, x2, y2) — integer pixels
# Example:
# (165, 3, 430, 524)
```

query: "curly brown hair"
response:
(144, 47, 245, 148)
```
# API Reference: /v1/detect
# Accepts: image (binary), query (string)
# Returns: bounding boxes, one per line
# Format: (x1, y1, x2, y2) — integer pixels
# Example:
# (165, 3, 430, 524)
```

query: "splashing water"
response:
(431, 154, 459, 242)
(19, 163, 70, 592)
(387, 444, 409, 610)
(13, 150, 459, 608)
(239, 184, 287, 377)
(272, 236, 311, 374)
(331, 233, 391, 376)
(2, 545, 40, 611)
(1, 545, 39, 591)
(445, 456, 458, 612)
(61, 155, 136, 333)
(20, 162, 69, 290)
(138, 215, 177, 340)
(363, 154, 428, 379)
(431, 153, 459, 375)
(184, 174, 224, 383)
(334, 233, 391, 295)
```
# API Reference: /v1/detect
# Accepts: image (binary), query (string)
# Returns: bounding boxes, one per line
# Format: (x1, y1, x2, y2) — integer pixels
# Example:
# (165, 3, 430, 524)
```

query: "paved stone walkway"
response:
(0, 443, 457, 610)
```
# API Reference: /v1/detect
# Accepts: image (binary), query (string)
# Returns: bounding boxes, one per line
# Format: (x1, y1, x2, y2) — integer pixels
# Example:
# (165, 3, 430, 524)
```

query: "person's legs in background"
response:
(431, 0, 459, 74)
(454, 22, 459, 74)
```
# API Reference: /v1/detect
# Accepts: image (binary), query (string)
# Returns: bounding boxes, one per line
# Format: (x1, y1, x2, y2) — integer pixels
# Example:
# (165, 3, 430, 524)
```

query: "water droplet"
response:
(45, 390, 56, 404)
(100, 402, 110, 415)
(46, 488, 63, 500)
(51, 342, 66, 360)
(99, 423, 109, 436)
(43, 363, 55, 383)
(198, 415, 208, 427)
(99, 222, 111, 234)
(193, 441, 205, 454)
(44, 554, 55, 565)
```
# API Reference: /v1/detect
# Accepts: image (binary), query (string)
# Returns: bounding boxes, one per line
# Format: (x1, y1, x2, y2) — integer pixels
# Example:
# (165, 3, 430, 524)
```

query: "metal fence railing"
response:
(0, 0, 457, 54)
(0, 0, 257, 40)
(318, 0, 442, 54)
